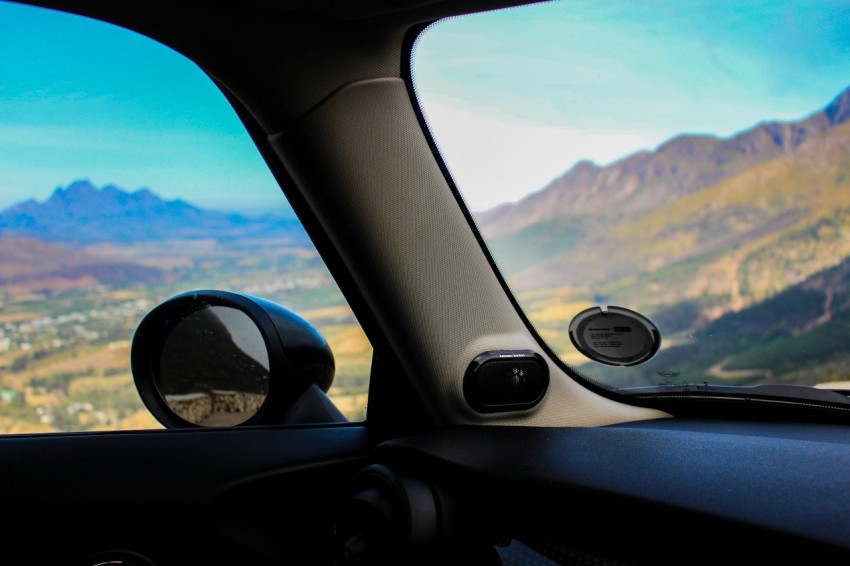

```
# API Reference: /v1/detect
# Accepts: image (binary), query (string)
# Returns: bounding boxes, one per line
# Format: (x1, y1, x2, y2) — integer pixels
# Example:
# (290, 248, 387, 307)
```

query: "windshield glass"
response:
(412, 1, 850, 393)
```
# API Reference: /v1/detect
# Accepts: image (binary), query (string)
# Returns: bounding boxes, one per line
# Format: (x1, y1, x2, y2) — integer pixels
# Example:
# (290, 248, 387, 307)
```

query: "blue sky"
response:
(1, 1, 849, 214)
(0, 0, 288, 215)
(413, 0, 850, 210)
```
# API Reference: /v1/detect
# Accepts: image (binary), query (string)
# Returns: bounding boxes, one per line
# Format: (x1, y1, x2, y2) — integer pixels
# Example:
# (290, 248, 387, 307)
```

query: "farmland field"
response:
(0, 221, 371, 433)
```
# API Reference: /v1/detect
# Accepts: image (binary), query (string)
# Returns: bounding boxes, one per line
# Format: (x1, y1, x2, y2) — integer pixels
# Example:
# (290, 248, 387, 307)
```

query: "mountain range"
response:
(0, 180, 305, 244)
(0, 180, 309, 295)
(477, 86, 850, 305)
(479, 86, 850, 237)
(471, 85, 850, 387)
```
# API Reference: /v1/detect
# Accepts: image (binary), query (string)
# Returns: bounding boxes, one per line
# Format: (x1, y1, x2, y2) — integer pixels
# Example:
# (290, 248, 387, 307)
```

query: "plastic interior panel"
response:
(270, 78, 670, 427)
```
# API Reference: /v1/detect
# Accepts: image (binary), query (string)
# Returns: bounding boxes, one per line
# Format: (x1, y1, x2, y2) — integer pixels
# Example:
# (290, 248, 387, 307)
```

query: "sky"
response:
(1, 1, 850, 214)
(0, 0, 289, 215)
(413, 0, 850, 211)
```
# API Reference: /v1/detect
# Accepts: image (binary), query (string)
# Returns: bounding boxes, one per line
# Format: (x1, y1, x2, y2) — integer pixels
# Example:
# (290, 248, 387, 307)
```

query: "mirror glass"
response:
(158, 306, 270, 426)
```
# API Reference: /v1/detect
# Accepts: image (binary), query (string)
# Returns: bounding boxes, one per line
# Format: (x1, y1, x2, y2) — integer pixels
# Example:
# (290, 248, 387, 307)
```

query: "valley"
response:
(0, 183, 370, 433)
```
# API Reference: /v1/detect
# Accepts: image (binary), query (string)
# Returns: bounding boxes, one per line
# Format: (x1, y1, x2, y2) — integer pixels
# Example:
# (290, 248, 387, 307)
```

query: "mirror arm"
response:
(282, 383, 349, 424)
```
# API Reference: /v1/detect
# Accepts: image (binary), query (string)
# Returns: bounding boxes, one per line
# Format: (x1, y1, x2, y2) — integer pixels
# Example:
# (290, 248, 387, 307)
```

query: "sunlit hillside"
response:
(476, 86, 850, 389)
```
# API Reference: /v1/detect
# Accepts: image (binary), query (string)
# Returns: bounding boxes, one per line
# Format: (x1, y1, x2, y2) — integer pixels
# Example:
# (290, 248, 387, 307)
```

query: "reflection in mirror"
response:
(158, 306, 270, 426)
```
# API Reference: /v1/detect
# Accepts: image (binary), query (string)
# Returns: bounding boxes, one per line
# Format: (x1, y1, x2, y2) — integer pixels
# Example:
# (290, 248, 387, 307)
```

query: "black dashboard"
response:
(370, 419, 850, 564)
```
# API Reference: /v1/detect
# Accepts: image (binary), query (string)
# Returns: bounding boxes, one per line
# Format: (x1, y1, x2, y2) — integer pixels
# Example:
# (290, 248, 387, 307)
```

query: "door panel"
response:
(0, 425, 371, 565)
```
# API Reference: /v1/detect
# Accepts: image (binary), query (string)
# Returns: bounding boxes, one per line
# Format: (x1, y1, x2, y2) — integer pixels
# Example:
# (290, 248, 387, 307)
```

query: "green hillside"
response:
(499, 121, 850, 303)
(479, 87, 850, 390)
(575, 254, 850, 388)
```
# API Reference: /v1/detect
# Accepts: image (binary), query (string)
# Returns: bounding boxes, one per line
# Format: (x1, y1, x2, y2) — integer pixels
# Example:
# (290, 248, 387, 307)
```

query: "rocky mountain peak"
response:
(478, 84, 850, 238)
(825, 86, 850, 125)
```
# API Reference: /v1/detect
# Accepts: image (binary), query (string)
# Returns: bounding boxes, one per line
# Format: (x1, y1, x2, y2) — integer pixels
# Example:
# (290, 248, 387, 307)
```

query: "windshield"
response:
(412, 1, 850, 395)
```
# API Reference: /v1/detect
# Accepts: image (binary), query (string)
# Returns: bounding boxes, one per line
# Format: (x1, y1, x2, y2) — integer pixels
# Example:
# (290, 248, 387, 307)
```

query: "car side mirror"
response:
(131, 289, 346, 427)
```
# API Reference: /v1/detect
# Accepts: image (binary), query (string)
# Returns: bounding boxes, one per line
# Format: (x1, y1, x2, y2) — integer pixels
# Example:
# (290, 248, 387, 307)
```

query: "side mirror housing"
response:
(131, 289, 346, 427)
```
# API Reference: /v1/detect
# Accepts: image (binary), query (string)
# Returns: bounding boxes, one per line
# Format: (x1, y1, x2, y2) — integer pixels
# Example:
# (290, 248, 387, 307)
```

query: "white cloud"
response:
(420, 101, 659, 211)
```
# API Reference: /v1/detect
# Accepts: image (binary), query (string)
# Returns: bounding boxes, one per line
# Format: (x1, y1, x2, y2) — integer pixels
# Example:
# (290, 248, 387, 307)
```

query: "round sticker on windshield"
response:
(568, 306, 660, 366)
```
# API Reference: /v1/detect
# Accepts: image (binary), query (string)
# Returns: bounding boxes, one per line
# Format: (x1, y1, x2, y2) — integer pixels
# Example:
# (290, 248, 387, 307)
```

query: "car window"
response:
(412, 2, 850, 395)
(0, 1, 371, 433)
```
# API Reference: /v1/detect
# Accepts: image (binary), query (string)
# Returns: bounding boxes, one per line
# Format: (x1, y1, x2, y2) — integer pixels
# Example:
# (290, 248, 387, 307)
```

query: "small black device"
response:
(463, 350, 549, 413)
